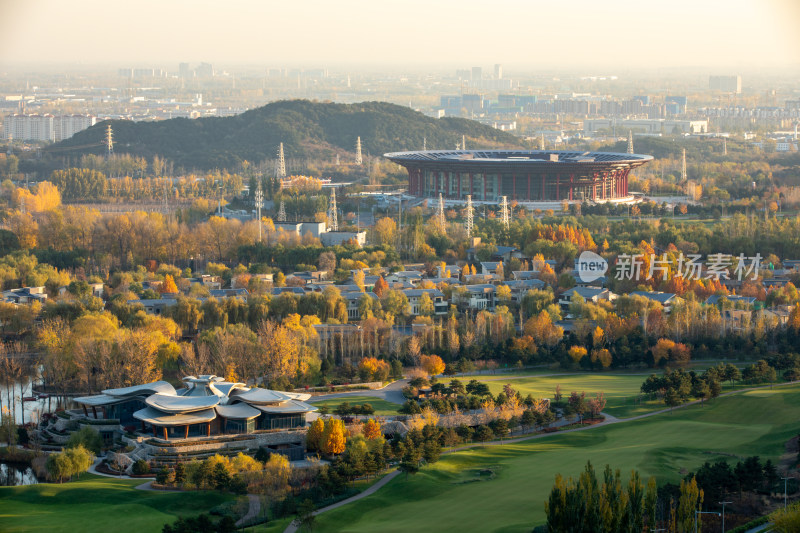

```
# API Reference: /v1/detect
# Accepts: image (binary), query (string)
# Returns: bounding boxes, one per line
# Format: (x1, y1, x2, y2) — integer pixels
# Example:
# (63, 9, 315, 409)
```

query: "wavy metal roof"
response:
(74, 394, 124, 407)
(133, 406, 217, 426)
(215, 403, 261, 420)
(253, 400, 318, 414)
(101, 381, 176, 397)
(145, 393, 220, 413)
(233, 388, 293, 404)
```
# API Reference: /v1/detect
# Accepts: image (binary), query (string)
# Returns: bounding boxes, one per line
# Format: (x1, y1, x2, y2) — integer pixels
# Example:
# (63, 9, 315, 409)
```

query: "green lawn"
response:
(0, 474, 234, 533)
(308, 395, 401, 416)
(311, 385, 800, 532)
(452, 370, 750, 418)
(453, 373, 654, 418)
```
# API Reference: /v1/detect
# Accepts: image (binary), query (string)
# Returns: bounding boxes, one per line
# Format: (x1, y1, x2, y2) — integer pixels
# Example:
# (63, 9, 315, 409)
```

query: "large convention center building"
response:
(384, 150, 653, 204)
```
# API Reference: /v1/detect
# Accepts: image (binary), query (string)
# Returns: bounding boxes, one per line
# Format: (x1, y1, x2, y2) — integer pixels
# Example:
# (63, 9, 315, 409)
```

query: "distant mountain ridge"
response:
(51, 100, 528, 171)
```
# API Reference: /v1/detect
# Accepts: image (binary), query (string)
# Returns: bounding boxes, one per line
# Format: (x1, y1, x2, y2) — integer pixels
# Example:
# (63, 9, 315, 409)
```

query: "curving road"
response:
(307, 379, 409, 406)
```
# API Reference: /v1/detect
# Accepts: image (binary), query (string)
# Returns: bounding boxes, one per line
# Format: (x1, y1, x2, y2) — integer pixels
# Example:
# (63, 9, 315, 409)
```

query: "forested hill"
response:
(50, 100, 528, 171)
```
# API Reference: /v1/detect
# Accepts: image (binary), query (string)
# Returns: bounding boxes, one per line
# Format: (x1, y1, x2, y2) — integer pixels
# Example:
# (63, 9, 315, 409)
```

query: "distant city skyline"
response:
(1, 0, 799, 70)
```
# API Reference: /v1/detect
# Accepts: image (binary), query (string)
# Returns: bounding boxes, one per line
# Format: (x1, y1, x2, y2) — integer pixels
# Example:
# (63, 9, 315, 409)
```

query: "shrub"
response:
(132, 459, 151, 475)
(66, 426, 103, 454)
(474, 425, 494, 442)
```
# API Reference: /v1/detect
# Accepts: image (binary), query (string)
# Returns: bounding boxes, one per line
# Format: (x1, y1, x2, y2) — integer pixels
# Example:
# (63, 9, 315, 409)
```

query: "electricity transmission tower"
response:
(681, 148, 687, 181)
(254, 186, 263, 242)
(355, 137, 363, 165)
(436, 193, 446, 232)
(328, 188, 338, 231)
(500, 196, 510, 230)
(276, 143, 286, 179)
(277, 200, 287, 222)
(465, 195, 474, 238)
(105, 124, 114, 158)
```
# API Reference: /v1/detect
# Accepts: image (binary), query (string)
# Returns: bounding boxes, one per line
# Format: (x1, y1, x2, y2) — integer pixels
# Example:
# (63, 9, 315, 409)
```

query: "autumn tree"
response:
(321, 418, 346, 455)
(418, 292, 435, 317)
(363, 419, 381, 440)
(306, 418, 324, 452)
(373, 217, 397, 246)
(159, 274, 179, 294)
(358, 357, 390, 382)
(353, 269, 366, 292)
(420, 354, 445, 376)
(373, 276, 389, 298)
(586, 392, 606, 419)
(257, 320, 301, 383)
(567, 346, 587, 364)
(523, 311, 563, 347)
(496, 284, 512, 302)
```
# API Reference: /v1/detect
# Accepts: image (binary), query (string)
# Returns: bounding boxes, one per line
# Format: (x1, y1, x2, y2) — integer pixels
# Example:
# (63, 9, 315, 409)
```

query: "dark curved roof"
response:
(384, 150, 652, 172)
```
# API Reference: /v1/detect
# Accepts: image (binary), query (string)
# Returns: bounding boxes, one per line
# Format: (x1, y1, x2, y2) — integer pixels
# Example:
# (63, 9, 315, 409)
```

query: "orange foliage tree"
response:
(419, 354, 446, 376)
(363, 419, 382, 440)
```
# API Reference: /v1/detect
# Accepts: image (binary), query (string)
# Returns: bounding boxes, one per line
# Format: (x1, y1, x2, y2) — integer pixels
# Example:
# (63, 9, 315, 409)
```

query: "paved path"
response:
(236, 494, 262, 527)
(283, 471, 401, 533)
(308, 379, 408, 405)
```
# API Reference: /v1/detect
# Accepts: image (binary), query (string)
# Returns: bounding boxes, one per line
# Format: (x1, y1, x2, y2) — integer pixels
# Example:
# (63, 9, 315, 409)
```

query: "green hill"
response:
(50, 100, 528, 171)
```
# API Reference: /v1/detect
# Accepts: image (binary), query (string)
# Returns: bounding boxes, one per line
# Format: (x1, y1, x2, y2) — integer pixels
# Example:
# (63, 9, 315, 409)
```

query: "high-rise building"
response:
(665, 96, 688, 114)
(709, 75, 742, 94)
(4, 114, 96, 142)
(471, 66, 482, 81)
(196, 62, 214, 78)
(462, 94, 484, 113)
(494, 64, 503, 79)
(179, 62, 191, 78)
(54, 115, 97, 141)
(4, 114, 54, 141)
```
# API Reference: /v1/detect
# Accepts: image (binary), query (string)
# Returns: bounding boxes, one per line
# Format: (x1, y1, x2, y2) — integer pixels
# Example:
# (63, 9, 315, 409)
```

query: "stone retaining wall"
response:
(142, 429, 307, 458)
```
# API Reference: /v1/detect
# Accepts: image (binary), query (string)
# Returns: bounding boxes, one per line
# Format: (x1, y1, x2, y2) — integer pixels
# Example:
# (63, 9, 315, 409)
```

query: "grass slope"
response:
(312, 386, 800, 533)
(0, 475, 233, 533)
(308, 395, 400, 416)
(454, 371, 748, 418)
(455, 373, 652, 418)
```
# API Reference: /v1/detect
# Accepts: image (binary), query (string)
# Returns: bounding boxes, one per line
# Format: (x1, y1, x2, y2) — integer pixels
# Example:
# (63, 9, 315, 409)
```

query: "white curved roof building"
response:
(75, 375, 317, 441)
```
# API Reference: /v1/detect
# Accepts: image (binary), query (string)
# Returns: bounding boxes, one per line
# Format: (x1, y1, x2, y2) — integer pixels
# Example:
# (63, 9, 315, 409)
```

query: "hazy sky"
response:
(1, 0, 798, 70)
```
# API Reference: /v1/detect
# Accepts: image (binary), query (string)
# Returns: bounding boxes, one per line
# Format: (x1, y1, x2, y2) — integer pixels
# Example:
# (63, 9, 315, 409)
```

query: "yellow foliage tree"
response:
(14, 181, 61, 213)
(354, 269, 366, 292)
(496, 284, 512, 302)
(590, 348, 613, 368)
(373, 217, 397, 246)
(306, 418, 325, 452)
(591, 326, 605, 348)
(321, 418, 347, 455)
(568, 346, 587, 364)
(159, 274, 178, 294)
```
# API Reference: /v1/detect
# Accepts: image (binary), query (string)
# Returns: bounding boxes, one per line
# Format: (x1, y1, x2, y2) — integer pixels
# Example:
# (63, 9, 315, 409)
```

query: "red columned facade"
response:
(385, 150, 652, 203)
